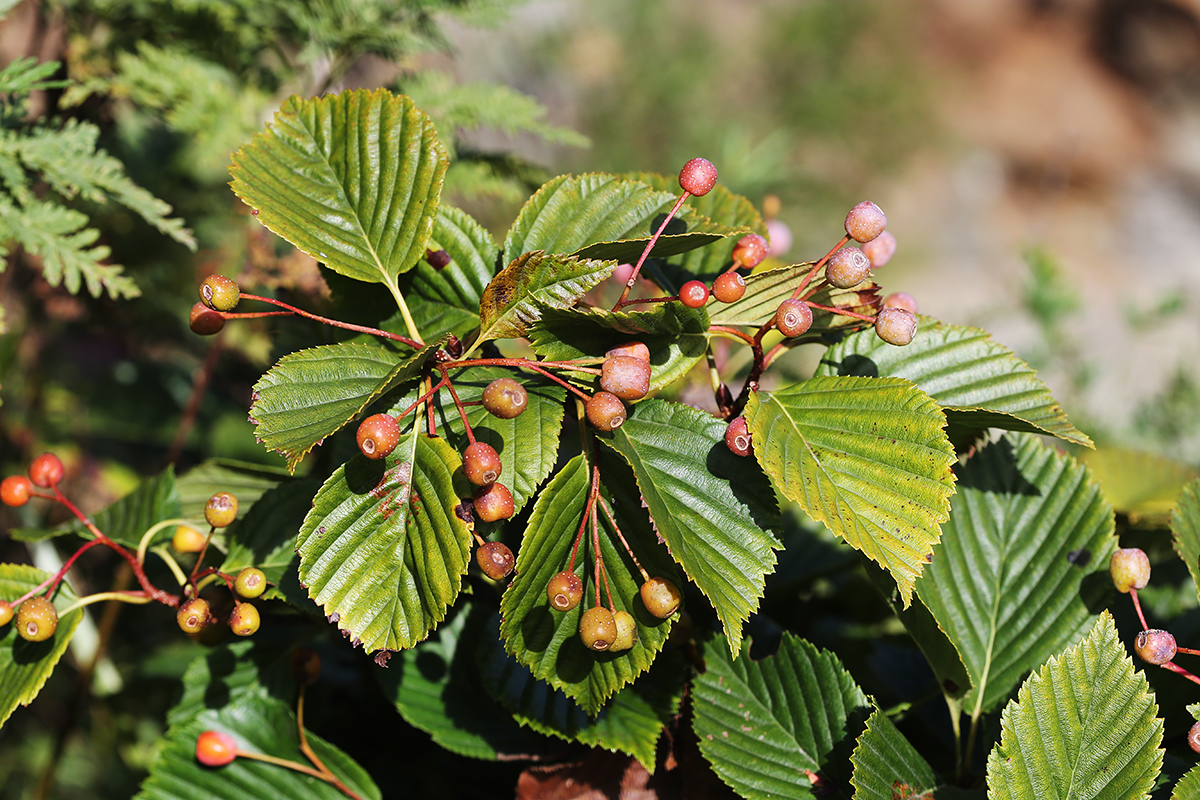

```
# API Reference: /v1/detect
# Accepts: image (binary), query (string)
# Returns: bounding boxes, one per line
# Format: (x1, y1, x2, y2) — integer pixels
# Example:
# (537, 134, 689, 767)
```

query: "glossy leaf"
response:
(850, 709, 939, 800)
(296, 432, 472, 653)
(691, 632, 870, 799)
(229, 89, 446, 291)
(1172, 479, 1200, 606)
(476, 250, 616, 344)
(986, 612, 1162, 800)
(250, 340, 437, 472)
(1081, 448, 1199, 522)
(746, 377, 956, 606)
(605, 400, 781, 654)
(915, 434, 1116, 716)
(0, 564, 84, 728)
(816, 318, 1092, 447)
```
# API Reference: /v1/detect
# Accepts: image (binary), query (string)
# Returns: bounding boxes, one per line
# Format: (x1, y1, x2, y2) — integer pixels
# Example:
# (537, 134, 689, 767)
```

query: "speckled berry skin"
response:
(481, 378, 529, 419)
(579, 606, 617, 651)
(1134, 629, 1176, 665)
(640, 578, 682, 618)
(586, 392, 627, 431)
(177, 597, 212, 634)
(825, 247, 871, 289)
(473, 482, 514, 522)
(600, 356, 651, 401)
(863, 230, 897, 267)
(476, 541, 515, 580)
(199, 275, 240, 311)
(606, 341, 650, 363)
(234, 567, 267, 599)
(1109, 548, 1150, 593)
(357, 413, 402, 459)
(775, 299, 813, 338)
(875, 307, 917, 346)
(547, 571, 584, 611)
(16, 596, 57, 641)
(725, 417, 752, 456)
(845, 201, 887, 243)
(463, 442, 502, 487)
(712, 272, 746, 303)
(679, 280, 710, 309)
(678, 158, 718, 196)
(732, 233, 768, 268)
(610, 610, 638, 652)
(228, 603, 260, 636)
(204, 492, 238, 528)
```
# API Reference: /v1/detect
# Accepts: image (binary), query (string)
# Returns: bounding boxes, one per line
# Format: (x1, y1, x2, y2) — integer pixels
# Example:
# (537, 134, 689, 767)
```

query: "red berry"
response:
(825, 246, 871, 289)
(586, 392, 627, 432)
(189, 302, 225, 335)
(732, 233, 768, 269)
(196, 730, 238, 767)
(16, 596, 57, 641)
(481, 378, 529, 419)
(579, 606, 617, 651)
(473, 482, 514, 522)
(199, 275, 240, 311)
(1, 475, 33, 506)
(29, 453, 64, 488)
(204, 492, 238, 528)
(863, 230, 896, 268)
(606, 341, 650, 362)
(357, 413, 402, 459)
(678, 157, 718, 196)
(463, 442, 502, 487)
(600, 356, 651, 401)
(775, 299, 813, 338)
(547, 571, 584, 611)
(1134, 629, 1176, 665)
(640, 578, 682, 618)
(882, 292, 918, 313)
(476, 541, 515, 580)
(228, 603, 260, 637)
(1109, 548, 1150, 593)
(679, 280, 709, 309)
(875, 307, 917, 346)
(845, 201, 887, 243)
(725, 417, 752, 456)
(712, 272, 746, 303)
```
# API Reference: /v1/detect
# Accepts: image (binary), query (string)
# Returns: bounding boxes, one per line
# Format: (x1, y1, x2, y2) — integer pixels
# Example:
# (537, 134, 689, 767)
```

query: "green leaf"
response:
(527, 305, 710, 395)
(985, 612, 1162, 800)
(14, 467, 181, 545)
(605, 400, 782, 654)
(916, 434, 1116, 716)
(475, 250, 616, 344)
(1172, 479, 1200, 606)
(0, 57, 68, 95)
(498, 454, 678, 716)
(849, 709, 940, 800)
(0, 564, 85, 728)
(816, 318, 1093, 448)
(250, 340, 437, 472)
(691, 631, 871, 799)
(1080, 448, 1199, 522)
(707, 262, 879, 332)
(1173, 766, 1200, 800)
(229, 89, 447, 292)
(175, 459, 289, 530)
(220, 477, 322, 587)
(478, 612, 685, 770)
(746, 377, 956, 607)
(296, 433, 471, 653)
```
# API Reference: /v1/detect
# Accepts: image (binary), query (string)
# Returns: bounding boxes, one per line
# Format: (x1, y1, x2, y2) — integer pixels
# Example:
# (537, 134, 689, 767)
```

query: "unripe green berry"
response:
(875, 307, 917, 346)
(357, 413, 402, 459)
(16, 596, 58, 642)
(600, 355, 651, 401)
(1109, 548, 1150, 593)
(712, 272, 746, 303)
(586, 392, 627, 432)
(473, 482, 514, 523)
(234, 567, 267, 599)
(177, 597, 212, 634)
(732, 233, 768, 269)
(606, 341, 650, 363)
(678, 157, 718, 197)
(463, 442, 502, 487)
(476, 541, 515, 580)
(640, 577, 681, 618)
(845, 201, 887, 243)
(0, 601, 13, 626)
(482, 378, 529, 419)
(196, 730, 238, 766)
(228, 603, 260, 637)
(775, 299, 813, 338)
(679, 280, 709, 309)
(547, 571, 584, 611)
(172, 524, 208, 554)
(199, 275, 240, 311)
(882, 292, 918, 313)
(205, 492, 238, 528)
(1134, 629, 1176, 665)
(189, 302, 225, 335)
(825, 246, 871, 289)
(1, 475, 33, 506)
(610, 610, 638, 652)
(579, 606, 617, 651)
(863, 230, 897, 267)
(725, 416, 752, 457)
(29, 453, 64, 488)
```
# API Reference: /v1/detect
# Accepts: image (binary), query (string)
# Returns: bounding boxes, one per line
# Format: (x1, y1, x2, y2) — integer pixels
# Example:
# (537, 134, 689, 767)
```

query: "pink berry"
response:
(863, 230, 896, 267)
(775, 299, 813, 338)
(766, 219, 793, 258)
(1134, 629, 1176, 665)
(875, 307, 917, 346)
(844, 201, 887, 243)
(606, 341, 650, 362)
(678, 158, 718, 196)
(824, 247, 871, 289)
(600, 355, 651, 401)
(882, 292, 918, 314)
(725, 417, 752, 456)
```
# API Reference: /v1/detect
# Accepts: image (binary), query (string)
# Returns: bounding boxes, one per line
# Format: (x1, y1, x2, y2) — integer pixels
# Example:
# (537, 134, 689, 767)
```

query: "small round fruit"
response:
(725, 417, 752, 457)
(611, 610, 638, 652)
(1188, 721, 1200, 754)
(1134, 629, 1176, 665)
(290, 647, 322, 686)
(189, 302, 225, 335)
(766, 219, 793, 258)
(825, 246, 872, 289)
(679, 280, 709, 309)
(875, 307, 917, 346)
(29, 453, 64, 488)
(199, 275, 240, 311)
(640, 577, 682, 618)
(845, 201, 887, 243)
(882, 292, 918, 313)
(177, 597, 212, 634)
(0, 601, 13, 626)
(481, 378, 529, 419)
(16, 596, 58, 642)
(712, 272, 746, 303)
(678, 157, 718, 196)
(476, 541, 515, 580)
(775, 299, 813, 338)
(579, 606, 617, 651)
(547, 571, 584, 611)
(473, 482, 514, 523)
(732, 233, 768, 269)
(600, 355, 651, 401)
(204, 492, 238, 528)
(172, 525, 207, 553)
(606, 341, 650, 363)
(1, 475, 33, 506)
(586, 392, 627, 432)
(463, 442, 503, 487)
(228, 603, 260, 637)
(425, 248, 452, 269)
(234, 567, 267, 599)
(196, 730, 238, 767)
(863, 230, 897, 268)
(1110, 548, 1151, 593)
(356, 413, 402, 459)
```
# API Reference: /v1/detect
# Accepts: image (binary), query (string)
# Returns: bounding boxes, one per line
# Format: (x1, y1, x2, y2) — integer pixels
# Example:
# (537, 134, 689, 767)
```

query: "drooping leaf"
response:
(605, 400, 781, 654)
(915, 434, 1116, 717)
(0, 564, 85, 728)
(229, 89, 447, 294)
(527, 305, 709, 394)
(220, 477, 322, 587)
(985, 612, 1162, 800)
(849, 709, 940, 800)
(691, 632, 871, 799)
(250, 340, 438, 472)
(296, 432, 472, 653)
(475, 250, 616, 344)
(498, 454, 678, 716)
(1081, 448, 1199, 523)
(1172, 479, 1200, 606)
(816, 318, 1092, 447)
(15, 467, 181, 546)
(745, 377, 956, 606)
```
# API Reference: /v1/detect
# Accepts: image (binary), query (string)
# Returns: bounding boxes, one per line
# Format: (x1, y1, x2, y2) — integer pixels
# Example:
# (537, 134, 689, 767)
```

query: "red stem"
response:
(598, 496, 649, 582)
(1131, 589, 1149, 631)
(438, 372, 476, 445)
(595, 503, 615, 611)
(238, 293, 423, 349)
(791, 236, 849, 300)
(614, 192, 691, 308)
(707, 325, 757, 346)
(1160, 661, 1200, 686)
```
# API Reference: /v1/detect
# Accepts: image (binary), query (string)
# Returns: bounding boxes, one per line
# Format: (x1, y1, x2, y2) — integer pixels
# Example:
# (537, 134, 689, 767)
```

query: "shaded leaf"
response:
(476, 250, 616, 344)
(1172, 479, 1200, 606)
(220, 477, 322, 586)
(175, 459, 289, 532)
(850, 709, 939, 800)
(15, 467, 181, 546)
(1081, 448, 1199, 523)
